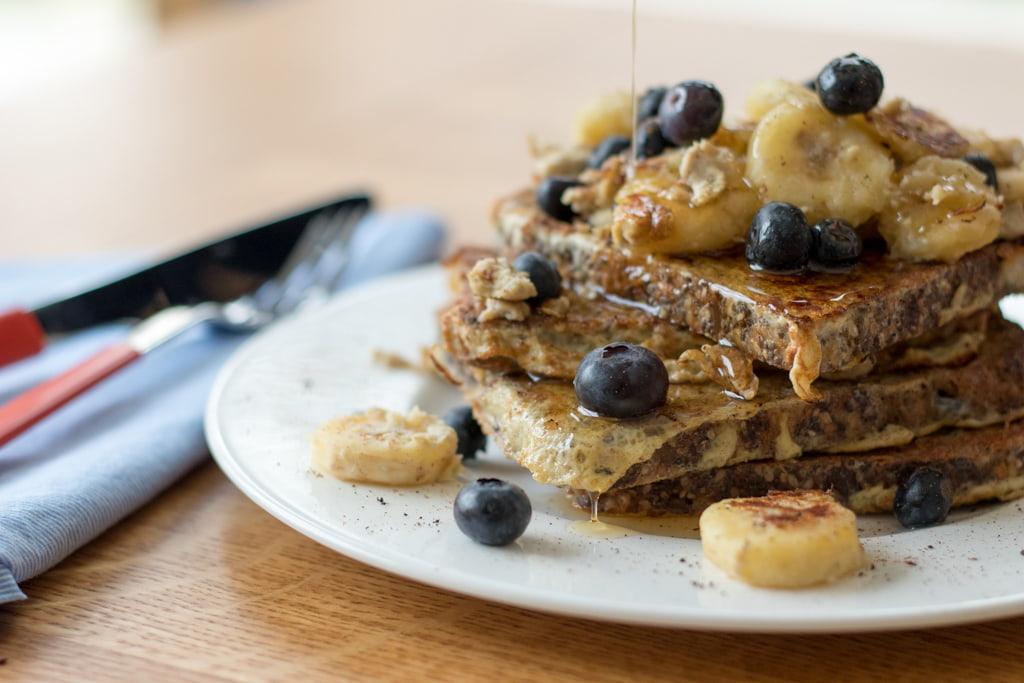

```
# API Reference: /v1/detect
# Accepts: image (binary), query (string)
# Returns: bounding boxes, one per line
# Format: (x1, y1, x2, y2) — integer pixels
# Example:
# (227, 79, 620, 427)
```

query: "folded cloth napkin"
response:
(0, 209, 445, 602)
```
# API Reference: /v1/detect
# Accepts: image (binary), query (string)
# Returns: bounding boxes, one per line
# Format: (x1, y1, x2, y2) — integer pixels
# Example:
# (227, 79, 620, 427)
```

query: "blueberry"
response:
(574, 342, 668, 418)
(745, 202, 813, 273)
(535, 176, 582, 222)
(588, 134, 631, 169)
(636, 117, 670, 159)
(962, 152, 999, 191)
(815, 54, 884, 115)
(657, 81, 724, 146)
(443, 405, 486, 460)
(637, 85, 668, 122)
(893, 468, 953, 529)
(513, 251, 562, 303)
(453, 478, 532, 546)
(810, 219, 862, 273)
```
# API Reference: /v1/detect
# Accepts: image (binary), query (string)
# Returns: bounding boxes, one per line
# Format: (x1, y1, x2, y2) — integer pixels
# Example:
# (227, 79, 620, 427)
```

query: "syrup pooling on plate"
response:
(568, 491, 634, 538)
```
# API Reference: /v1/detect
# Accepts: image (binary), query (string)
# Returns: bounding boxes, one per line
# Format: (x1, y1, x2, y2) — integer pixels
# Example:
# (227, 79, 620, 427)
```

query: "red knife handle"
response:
(0, 343, 142, 447)
(0, 308, 47, 367)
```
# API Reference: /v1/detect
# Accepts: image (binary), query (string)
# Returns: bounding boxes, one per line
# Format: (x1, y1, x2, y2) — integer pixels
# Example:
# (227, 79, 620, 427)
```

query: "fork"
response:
(0, 202, 367, 448)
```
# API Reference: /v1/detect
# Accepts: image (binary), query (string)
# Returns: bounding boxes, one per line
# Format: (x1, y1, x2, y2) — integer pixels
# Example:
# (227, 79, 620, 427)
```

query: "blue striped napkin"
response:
(0, 208, 445, 602)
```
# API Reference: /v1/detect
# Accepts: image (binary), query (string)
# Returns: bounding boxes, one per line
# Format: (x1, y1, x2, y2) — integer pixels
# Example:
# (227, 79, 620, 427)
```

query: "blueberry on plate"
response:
(443, 405, 486, 459)
(574, 342, 669, 419)
(637, 85, 668, 123)
(535, 175, 582, 222)
(815, 54, 884, 115)
(588, 134, 631, 169)
(893, 467, 953, 529)
(962, 152, 999, 191)
(809, 218, 862, 273)
(454, 478, 532, 546)
(657, 80, 724, 146)
(745, 202, 813, 274)
(513, 251, 562, 303)
(636, 117, 670, 159)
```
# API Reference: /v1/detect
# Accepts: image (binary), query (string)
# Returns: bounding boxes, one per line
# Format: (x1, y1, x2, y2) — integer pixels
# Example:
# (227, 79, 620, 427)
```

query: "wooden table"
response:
(3, 0, 1024, 679)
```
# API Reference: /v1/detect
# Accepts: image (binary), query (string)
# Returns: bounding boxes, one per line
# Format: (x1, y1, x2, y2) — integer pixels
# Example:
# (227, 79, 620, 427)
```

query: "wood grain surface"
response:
(5, 461, 1024, 681)
(2, 0, 1024, 679)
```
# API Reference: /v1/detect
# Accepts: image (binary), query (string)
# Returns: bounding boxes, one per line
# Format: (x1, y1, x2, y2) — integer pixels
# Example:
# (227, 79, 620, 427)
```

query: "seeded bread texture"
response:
(432, 315, 1024, 494)
(579, 419, 1024, 516)
(494, 190, 1024, 399)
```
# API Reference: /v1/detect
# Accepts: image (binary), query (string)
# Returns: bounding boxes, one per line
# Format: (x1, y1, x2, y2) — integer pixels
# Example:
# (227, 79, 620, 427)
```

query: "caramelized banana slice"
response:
(746, 99, 894, 226)
(865, 98, 970, 163)
(699, 490, 869, 589)
(879, 156, 1002, 262)
(311, 407, 462, 485)
(612, 142, 759, 253)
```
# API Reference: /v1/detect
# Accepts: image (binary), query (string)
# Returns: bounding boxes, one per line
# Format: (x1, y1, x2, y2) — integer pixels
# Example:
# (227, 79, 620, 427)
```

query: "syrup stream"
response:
(568, 491, 634, 538)
(629, 0, 638, 163)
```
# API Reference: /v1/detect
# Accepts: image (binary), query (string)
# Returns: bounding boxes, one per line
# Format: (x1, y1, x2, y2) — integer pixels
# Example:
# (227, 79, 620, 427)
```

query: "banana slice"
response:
(571, 91, 634, 147)
(998, 164, 1024, 204)
(864, 98, 970, 163)
(746, 99, 894, 227)
(613, 142, 759, 253)
(744, 78, 816, 121)
(879, 156, 1002, 262)
(961, 129, 1024, 168)
(699, 490, 869, 589)
(311, 407, 462, 485)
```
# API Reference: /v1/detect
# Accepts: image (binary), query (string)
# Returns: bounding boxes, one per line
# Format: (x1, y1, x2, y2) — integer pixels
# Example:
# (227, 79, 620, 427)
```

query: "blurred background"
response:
(3, 0, 1022, 105)
(1, 0, 1022, 258)
(0, 0, 283, 105)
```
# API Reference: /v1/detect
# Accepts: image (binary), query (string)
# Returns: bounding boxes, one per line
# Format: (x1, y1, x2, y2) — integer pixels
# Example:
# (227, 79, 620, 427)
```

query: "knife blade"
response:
(0, 193, 371, 367)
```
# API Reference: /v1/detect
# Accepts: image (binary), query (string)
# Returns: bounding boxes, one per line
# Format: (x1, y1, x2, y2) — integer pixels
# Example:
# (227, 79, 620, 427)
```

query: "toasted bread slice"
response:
(495, 190, 1024, 399)
(574, 420, 1024, 516)
(431, 314, 1024, 495)
(440, 248, 706, 380)
(441, 247, 993, 384)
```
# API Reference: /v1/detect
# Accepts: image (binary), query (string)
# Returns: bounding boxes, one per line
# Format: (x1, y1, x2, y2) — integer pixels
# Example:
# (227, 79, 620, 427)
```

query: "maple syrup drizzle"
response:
(629, 0, 638, 162)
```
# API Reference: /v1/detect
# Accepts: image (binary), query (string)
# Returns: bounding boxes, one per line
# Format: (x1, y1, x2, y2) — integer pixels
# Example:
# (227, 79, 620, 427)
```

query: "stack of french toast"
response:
(432, 58, 1024, 518)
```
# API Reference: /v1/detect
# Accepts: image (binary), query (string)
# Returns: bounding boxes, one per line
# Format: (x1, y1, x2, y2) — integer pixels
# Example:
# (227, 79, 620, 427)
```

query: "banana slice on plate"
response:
(699, 489, 869, 589)
(311, 406, 462, 486)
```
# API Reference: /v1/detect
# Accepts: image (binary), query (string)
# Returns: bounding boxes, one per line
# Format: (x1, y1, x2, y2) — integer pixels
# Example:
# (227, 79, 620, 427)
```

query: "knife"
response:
(0, 193, 371, 368)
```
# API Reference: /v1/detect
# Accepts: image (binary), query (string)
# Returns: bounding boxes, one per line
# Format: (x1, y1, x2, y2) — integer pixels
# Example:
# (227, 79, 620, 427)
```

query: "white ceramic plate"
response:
(205, 265, 1024, 633)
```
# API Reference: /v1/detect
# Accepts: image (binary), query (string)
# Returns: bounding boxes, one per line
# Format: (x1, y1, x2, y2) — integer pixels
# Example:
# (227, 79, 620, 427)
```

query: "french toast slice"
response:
(441, 247, 993, 384)
(495, 190, 1024, 400)
(431, 314, 1024, 495)
(440, 247, 707, 380)
(572, 419, 1024, 516)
